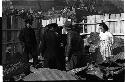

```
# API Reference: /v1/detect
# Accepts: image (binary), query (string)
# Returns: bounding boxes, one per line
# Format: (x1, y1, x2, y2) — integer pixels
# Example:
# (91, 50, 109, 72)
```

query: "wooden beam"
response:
(80, 33, 124, 36)
(2, 41, 22, 45)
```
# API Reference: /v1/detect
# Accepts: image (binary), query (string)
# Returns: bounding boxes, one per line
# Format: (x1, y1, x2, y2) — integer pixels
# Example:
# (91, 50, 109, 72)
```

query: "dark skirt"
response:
(67, 53, 85, 70)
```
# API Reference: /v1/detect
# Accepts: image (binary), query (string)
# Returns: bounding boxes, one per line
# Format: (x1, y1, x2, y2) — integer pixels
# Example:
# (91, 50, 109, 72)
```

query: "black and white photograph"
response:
(2, 0, 124, 81)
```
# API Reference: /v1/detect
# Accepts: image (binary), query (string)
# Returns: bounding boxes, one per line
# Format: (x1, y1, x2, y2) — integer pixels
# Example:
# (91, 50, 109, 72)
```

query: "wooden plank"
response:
(2, 16, 7, 42)
(104, 14, 110, 30)
(120, 21, 124, 34)
(87, 25, 91, 33)
(82, 20, 85, 33)
(42, 20, 47, 27)
(112, 19, 116, 33)
(114, 14, 117, 33)
(120, 13, 124, 20)
(104, 14, 109, 22)
(10, 16, 14, 43)
(17, 18, 21, 29)
(110, 14, 116, 20)
(87, 16, 92, 33)
(14, 16, 18, 44)
(96, 24, 100, 33)
(94, 15, 96, 32)
(107, 19, 123, 22)
(95, 15, 101, 23)
(18, 18, 25, 29)
(120, 13, 124, 34)
(99, 15, 104, 22)
(2, 16, 7, 65)
(63, 18, 67, 24)
(57, 17, 64, 26)
(57, 18, 60, 26)
(49, 19, 52, 24)
(80, 33, 124, 36)
(108, 14, 113, 33)
(46, 20, 50, 25)
(91, 15, 95, 32)
(51, 18, 56, 23)
(76, 23, 97, 25)
(60, 17, 64, 26)
(96, 15, 101, 32)
(14, 16, 18, 43)
(95, 15, 101, 32)
(115, 14, 121, 34)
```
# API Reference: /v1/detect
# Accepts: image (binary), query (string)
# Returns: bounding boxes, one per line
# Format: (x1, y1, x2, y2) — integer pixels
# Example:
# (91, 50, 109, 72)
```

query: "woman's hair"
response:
(47, 23, 58, 30)
(99, 22, 109, 31)
(72, 24, 82, 33)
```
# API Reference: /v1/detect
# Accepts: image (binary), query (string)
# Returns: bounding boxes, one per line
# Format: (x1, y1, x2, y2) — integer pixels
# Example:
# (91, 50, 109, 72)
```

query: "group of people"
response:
(18, 18, 114, 74)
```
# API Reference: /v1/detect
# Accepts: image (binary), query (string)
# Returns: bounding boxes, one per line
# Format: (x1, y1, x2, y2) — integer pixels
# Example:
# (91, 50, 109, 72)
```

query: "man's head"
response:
(47, 23, 58, 31)
(64, 21, 72, 31)
(25, 19, 33, 28)
(72, 24, 82, 33)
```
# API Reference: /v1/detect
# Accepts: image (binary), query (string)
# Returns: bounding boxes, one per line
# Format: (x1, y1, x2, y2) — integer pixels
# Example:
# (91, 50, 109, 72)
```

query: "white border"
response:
(0, 66, 3, 82)
(0, 0, 2, 17)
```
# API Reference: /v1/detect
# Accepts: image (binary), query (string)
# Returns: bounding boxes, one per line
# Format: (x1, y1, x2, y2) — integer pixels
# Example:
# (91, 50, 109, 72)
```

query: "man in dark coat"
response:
(54, 26, 66, 70)
(19, 19, 38, 67)
(65, 24, 84, 70)
(41, 23, 61, 69)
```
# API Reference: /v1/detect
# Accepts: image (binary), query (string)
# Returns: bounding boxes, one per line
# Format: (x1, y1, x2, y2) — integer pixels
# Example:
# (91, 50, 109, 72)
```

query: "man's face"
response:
(26, 23, 30, 28)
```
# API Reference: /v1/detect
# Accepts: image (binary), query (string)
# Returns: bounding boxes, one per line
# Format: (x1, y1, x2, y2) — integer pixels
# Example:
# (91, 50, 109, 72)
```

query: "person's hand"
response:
(65, 57, 68, 62)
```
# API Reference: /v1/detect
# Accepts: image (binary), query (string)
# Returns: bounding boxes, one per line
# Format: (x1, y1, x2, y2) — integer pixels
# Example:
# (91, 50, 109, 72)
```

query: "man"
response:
(19, 18, 38, 68)
(54, 26, 66, 70)
(65, 24, 84, 70)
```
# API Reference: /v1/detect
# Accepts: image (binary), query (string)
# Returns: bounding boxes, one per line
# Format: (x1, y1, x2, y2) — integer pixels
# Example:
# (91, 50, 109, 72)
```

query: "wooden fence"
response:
(35, 13, 124, 38)
(2, 13, 124, 64)
(83, 13, 124, 37)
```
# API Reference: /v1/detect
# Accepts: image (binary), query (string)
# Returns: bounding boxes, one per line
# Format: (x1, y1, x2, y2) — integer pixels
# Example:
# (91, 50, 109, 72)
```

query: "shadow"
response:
(112, 46, 124, 56)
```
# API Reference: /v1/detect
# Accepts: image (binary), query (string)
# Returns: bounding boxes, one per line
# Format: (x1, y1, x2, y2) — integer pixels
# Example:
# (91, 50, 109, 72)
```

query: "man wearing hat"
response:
(19, 18, 38, 68)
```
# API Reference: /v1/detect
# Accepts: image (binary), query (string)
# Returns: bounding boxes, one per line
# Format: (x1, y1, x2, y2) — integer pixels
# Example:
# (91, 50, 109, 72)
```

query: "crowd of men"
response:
(18, 18, 87, 74)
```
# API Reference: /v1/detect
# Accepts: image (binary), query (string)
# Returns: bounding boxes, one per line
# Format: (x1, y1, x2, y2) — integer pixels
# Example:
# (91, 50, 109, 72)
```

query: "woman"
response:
(65, 24, 84, 70)
(99, 22, 114, 61)
(41, 23, 60, 69)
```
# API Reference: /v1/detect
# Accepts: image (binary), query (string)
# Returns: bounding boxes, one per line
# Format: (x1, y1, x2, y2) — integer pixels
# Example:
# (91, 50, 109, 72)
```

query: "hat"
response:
(72, 24, 82, 31)
(49, 23, 58, 27)
(25, 18, 33, 25)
